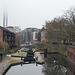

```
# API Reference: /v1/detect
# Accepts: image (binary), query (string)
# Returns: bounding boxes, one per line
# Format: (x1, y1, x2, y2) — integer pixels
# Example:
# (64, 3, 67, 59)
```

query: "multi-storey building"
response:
(6, 26, 21, 33)
(20, 28, 41, 44)
(20, 30, 26, 44)
(26, 28, 41, 44)
(25, 28, 37, 43)
(67, 45, 75, 75)
(15, 32, 21, 48)
(6, 26, 21, 47)
(0, 26, 15, 49)
(31, 29, 41, 43)
(6, 26, 14, 32)
(31, 31, 38, 43)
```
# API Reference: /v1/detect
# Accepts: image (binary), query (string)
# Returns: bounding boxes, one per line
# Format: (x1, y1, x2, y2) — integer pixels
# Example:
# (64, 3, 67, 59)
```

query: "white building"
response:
(33, 32, 37, 40)
(31, 31, 38, 43)
(6, 26, 14, 32)
(13, 26, 21, 33)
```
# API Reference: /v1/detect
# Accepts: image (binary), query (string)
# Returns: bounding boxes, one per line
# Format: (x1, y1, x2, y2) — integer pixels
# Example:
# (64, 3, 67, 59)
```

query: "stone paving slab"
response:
(0, 56, 10, 75)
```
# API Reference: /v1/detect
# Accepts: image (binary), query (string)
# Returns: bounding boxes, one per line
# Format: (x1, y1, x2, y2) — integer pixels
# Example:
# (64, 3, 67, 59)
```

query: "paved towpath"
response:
(0, 55, 10, 75)
(34, 52, 44, 61)
(0, 55, 10, 67)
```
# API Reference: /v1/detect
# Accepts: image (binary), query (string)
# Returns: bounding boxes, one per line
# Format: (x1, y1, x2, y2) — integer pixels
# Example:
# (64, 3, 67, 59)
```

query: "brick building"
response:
(6, 26, 14, 32)
(0, 26, 15, 49)
(15, 33, 21, 47)
(67, 45, 75, 75)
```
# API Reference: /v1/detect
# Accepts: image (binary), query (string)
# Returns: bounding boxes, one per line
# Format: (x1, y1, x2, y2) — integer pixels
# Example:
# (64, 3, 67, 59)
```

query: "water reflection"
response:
(6, 54, 75, 75)
(42, 55, 67, 75)
(6, 64, 43, 75)
(67, 60, 75, 75)
(42, 54, 75, 75)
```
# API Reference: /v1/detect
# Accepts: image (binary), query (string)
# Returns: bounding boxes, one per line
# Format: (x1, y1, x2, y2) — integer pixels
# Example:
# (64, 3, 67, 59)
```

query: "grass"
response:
(9, 60, 22, 64)
(8, 48, 19, 53)
(37, 43, 68, 56)
(36, 60, 45, 64)
(12, 52, 26, 57)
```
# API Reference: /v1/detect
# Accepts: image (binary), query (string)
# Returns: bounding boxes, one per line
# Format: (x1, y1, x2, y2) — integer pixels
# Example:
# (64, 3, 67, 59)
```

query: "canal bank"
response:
(5, 52, 68, 75)
(0, 52, 25, 75)
(0, 51, 45, 75)
(35, 52, 45, 64)
(0, 56, 11, 75)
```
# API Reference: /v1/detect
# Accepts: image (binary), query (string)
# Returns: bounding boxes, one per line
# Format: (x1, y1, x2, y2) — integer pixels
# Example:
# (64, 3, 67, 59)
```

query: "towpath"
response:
(34, 52, 44, 61)
(0, 55, 10, 75)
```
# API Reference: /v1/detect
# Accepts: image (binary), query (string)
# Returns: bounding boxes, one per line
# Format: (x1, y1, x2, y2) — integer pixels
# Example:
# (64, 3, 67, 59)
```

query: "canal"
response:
(5, 54, 74, 75)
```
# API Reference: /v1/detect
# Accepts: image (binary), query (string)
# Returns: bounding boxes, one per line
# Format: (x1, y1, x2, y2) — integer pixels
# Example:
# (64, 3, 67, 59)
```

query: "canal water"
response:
(5, 54, 73, 75)
(6, 64, 44, 75)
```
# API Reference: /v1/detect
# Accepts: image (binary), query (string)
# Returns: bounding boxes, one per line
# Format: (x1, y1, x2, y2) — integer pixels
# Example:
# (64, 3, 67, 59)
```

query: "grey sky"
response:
(0, 0, 75, 30)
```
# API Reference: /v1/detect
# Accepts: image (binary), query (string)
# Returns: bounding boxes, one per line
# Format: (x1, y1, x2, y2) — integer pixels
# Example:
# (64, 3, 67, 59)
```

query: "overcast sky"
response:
(0, 0, 75, 30)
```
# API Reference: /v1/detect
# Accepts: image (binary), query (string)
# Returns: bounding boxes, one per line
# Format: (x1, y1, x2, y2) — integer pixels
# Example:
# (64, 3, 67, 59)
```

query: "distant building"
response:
(20, 30, 26, 44)
(6, 26, 21, 33)
(37, 29, 41, 42)
(25, 28, 37, 43)
(0, 26, 15, 49)
(6, 26, 21, 47)
(15, 33, 21, 47)
(31, 31, 38, 43)
(6, 26, 14, 32)
(16, 33, 20, 40)
(20, 28, 41, 44)
(31, 29, 41, 43)
(13, 26, 21, 33)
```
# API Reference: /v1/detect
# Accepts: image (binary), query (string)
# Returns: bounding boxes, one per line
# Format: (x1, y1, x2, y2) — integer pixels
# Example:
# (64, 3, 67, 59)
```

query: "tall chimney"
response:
(3, 12, 5, 27)
(6, 13, 8, 27)
(3, 11, 8, 27)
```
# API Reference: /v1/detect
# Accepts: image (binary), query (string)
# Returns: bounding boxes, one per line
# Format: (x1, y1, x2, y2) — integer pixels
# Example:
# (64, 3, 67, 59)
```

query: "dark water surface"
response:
(6, 54, 74, 75)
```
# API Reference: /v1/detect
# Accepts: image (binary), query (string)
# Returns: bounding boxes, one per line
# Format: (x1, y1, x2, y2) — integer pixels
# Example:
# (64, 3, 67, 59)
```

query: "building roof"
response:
(0, 26, 15, 34)
(6, 26, 14, 28)
(0, 26, 9, 31)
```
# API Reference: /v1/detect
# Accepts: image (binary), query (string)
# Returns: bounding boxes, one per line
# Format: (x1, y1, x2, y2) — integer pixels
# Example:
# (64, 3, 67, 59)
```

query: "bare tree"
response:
(45, 7, 75, 44)
(45, 17, 68, 43)
(64, 7, 75, 43)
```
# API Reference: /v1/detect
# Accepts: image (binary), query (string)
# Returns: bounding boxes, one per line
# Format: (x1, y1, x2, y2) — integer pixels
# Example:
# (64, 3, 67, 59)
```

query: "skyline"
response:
(0, 0, 75, 30)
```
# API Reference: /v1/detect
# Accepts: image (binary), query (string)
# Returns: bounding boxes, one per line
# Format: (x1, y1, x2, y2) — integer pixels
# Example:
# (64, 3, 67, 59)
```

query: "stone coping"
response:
(68, 45, 75, 49)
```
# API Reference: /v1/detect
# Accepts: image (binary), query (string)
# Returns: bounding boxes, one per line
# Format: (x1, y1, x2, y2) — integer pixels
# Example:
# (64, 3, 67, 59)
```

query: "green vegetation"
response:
(9, 60, 22, 64)
(46, 43, 67, 56)
(32, 44, 42, 51)
(0, 40, 9, 54)
(15, 39, 20, 48)
(42, 7, 75, 57)
(9, 48, 19, 54)
(12, 52, 26, 57)
(33, 42, 67, 56)
(45, 7, 75, 44)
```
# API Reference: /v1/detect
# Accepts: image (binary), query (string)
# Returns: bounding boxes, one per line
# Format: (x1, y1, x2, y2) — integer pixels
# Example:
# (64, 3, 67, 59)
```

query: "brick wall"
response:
(0, 29, 3, 41)
(67, 46, 75, 65)
(67, 60, 75, 75)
